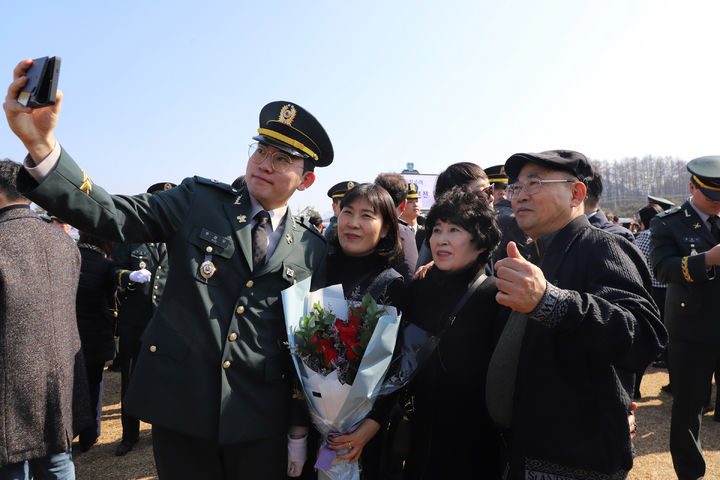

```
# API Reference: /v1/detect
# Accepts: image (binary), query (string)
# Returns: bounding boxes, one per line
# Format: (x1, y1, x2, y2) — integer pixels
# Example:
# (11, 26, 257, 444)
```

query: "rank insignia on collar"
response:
(694, 223, 702, 229)
(685, 209, 692, 217)
(234, 195, 243, 205)
(286, 268, 295, 277)
(237, 215, 247, 224)
(286, 233, 293, 244)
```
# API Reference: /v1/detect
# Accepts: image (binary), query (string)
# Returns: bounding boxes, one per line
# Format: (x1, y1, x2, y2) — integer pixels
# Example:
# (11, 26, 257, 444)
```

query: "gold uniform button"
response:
(149, 345, 157, 352)
(157, 266, 162, 270)
(206, 246, 213, 253)
(681, 302, 686, 307)
(228, 332, 238, 341)
(153, 295, 157, 300)
(223, 360, 231, 369)
(236, 306, 245, 314)
(246, 280, 254, 288)
(154, 285, 159, 289)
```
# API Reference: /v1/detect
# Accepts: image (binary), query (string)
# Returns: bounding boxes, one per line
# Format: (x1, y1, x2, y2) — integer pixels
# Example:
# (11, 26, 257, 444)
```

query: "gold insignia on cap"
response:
(279, 104, 297, 126)
(200, 260, 216, 279)
(79, 168, 93, 196)
(164, 183, 173, 191)
(237, 215, 247, 224)
(409, 183, 417, 193)
(286, 233, 293, 244)
(347, 181, 355, 190)
(500, 166, 506, 175)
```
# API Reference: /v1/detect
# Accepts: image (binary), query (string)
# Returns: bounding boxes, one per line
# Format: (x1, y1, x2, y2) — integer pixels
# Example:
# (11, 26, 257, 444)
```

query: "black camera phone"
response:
(18, 56, 61, 108)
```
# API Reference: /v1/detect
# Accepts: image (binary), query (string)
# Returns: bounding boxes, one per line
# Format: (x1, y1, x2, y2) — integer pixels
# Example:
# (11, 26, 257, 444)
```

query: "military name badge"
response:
(139, 261, 147, 269)
(200, 260, 216, 279)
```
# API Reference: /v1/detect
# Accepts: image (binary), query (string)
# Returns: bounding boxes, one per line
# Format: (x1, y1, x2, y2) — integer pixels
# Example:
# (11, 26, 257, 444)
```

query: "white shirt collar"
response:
(249, 194, 288, 232)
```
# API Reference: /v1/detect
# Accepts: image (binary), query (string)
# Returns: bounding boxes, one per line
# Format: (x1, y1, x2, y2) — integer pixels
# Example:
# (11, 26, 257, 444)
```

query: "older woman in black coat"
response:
(404, 186, 509, 479)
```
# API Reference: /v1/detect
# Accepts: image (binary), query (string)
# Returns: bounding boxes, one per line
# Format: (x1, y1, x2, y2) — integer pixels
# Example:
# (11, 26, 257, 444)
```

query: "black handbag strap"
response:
(437, 270, 487, 338)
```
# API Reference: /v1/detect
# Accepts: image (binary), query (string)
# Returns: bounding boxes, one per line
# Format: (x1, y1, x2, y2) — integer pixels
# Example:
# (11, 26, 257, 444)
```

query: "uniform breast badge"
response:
(200, 259, 216, 279)
(139, 261, 147, 269)
(690, 244, 698, 256)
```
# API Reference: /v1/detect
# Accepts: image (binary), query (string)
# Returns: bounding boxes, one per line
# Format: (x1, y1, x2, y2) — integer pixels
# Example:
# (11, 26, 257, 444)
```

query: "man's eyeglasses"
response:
(248, 142, 298, 173)
(507, 178, 576, 200)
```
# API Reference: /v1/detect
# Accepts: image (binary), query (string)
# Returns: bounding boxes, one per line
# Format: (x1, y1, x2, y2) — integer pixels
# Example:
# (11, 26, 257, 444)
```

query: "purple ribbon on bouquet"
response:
(314, 423, 360, 471)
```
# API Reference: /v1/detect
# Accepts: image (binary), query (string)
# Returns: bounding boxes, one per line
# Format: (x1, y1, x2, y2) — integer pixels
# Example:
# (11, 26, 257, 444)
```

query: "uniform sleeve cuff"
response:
(24, 142, 60, 182)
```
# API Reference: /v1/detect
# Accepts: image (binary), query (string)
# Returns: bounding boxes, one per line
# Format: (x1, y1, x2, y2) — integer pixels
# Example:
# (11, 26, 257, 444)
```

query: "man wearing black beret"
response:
(650, 155, 720, 479)
(487, 150, 666, 479)
(5, 57, 334, 479)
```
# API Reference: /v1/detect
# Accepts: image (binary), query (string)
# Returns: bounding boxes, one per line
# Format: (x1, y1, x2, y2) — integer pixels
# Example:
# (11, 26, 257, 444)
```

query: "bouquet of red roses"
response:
(294, 293, 386, 386)
(282, 279, 401, 480)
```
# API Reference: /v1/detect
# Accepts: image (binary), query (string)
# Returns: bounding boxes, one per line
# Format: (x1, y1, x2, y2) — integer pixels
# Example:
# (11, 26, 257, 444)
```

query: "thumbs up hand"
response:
(494, 241, 548, 313)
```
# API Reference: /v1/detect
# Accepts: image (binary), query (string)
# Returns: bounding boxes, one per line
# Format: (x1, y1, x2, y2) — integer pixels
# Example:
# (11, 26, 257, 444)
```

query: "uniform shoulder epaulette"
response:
(295, 215, 326, 241)
(193, 176, 237, 194)
(657, 206, 682, 218)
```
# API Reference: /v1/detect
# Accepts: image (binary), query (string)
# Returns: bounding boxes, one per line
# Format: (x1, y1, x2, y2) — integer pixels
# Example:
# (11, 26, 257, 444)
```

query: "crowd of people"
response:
(1, 57, 718, 480)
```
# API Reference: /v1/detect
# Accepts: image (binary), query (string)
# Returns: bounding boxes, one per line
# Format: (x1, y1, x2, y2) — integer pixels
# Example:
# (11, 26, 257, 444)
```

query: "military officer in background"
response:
(324, 180, 356, 239)
(112, 181, 174, 457)
(650, 156, 720, 480)
(399, 182, 426, 250)
(485, 164, 512, 217)
(5, 61, 332, 480)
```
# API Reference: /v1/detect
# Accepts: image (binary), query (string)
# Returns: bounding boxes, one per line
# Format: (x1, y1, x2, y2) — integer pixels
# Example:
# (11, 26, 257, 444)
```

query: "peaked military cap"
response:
(647, 194, 675, 210)
(147, 182, 177, 194)
(327, 181, 357, 199)
(253, 101, 334, 167)
(407, 182, 419, 199)
(688, 156, 720, 201)
(504, 150, 593, 182)
(485, 165, 509, 185)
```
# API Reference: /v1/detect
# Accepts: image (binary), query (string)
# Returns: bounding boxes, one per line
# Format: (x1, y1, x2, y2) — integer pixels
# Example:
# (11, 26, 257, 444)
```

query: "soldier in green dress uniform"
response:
(4, 60, 333, 479)
(650, 156, 720, 480)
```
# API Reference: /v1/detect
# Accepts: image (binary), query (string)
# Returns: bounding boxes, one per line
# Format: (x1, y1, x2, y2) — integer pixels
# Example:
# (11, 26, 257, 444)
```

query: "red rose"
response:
(346, 343, 362, 360)
(338, 326, 359, 346)
(334, 319, 345, 330)
(348, 314, 362, 329)
(317, 338, 338, 366)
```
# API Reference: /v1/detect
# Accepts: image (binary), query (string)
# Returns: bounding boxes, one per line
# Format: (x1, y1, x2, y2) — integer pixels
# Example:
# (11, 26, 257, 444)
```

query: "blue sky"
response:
(2, 1, 719, 217)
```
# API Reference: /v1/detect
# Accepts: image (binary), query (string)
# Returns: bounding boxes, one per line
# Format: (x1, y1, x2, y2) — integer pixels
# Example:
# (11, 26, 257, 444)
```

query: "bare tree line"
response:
(592, 155, 689, 217)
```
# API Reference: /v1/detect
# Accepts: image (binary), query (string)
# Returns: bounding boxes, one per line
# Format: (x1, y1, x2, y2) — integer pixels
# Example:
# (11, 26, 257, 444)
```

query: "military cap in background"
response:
(647, 194, 675, 211)
(407, 182, 419, 199)
(147, 182, 177, 194)
(327, 181, 357, 199)
(505, 150, 593, 182)
(485, 165, 509, 185)
(253, 101, 334, 167)
(687, 156, 720, 201)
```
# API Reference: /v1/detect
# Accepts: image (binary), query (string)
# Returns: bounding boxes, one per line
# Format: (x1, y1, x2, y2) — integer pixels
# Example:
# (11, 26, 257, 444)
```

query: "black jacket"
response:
(405, 264, 509, 479)
(588, 209, 636, 243)
(76, 245, 116, 364)
(504, 215, 666, 479)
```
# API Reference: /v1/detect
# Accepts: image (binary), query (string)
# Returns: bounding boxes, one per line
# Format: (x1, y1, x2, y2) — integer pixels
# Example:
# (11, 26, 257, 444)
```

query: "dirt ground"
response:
(73, 366, 720, 479)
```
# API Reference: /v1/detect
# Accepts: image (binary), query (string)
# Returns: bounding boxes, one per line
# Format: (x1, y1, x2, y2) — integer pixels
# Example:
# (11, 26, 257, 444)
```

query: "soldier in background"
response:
(486, 164, 512, 217)
(399, 182, 426, 250)
(324, 180, 356, 239)
(651, 156, 720, 479)
(112, 181, 174, 457)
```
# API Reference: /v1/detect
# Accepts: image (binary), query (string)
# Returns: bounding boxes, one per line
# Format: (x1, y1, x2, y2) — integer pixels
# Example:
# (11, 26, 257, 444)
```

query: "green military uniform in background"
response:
(650, 156, 720, 479)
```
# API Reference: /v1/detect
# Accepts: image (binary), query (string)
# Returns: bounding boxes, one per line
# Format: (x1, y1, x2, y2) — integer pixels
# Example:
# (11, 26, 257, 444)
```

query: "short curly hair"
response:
(425, 186, 501, 267)
(0, 159, 27, 202)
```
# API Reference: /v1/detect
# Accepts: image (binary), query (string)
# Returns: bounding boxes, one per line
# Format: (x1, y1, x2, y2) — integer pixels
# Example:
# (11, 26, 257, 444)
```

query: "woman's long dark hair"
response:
(329, 183, 403, 265)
